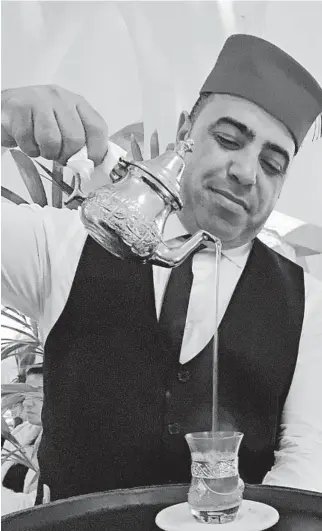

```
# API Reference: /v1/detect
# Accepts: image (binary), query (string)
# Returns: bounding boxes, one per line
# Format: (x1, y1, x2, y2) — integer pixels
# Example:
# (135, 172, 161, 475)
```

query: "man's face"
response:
(177, 94, 295, 249)
(23, 373, 43, 426)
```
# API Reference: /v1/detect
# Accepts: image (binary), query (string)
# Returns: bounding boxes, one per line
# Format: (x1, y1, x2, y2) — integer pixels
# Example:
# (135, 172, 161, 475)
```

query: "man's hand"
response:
(1, 85, 109, 166)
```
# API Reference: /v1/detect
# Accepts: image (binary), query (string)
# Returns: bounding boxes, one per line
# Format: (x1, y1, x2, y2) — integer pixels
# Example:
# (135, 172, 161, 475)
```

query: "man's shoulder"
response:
(38, 204, 83, 233)
(22, 203, 80, 222)
(255, 237, 302, 273)
(255, 238, 322, 298)
(2, 202, 85, 241)
(2, 201, 79, 221)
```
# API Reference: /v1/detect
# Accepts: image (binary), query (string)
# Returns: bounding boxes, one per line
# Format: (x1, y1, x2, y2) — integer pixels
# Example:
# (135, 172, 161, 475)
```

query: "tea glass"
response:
(185, 431, 244, 524)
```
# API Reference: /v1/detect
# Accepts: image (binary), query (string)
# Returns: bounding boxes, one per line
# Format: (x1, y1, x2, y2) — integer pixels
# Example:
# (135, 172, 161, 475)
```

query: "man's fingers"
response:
(1, 94, 18, 148)
(54, 106, 86, 165)
(12, 107, 41, 158)
(33, 110, 62, 161)
(77, 100, 109, 167)
(130, 134, 143, 161)
(150, 130, 159, 159)
(1, 86, 109, 165)
(1, 126, 17, 148)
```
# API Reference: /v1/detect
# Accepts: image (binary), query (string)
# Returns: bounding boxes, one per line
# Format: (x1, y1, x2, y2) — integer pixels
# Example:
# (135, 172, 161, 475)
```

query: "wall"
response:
(2, 1, 322, 227)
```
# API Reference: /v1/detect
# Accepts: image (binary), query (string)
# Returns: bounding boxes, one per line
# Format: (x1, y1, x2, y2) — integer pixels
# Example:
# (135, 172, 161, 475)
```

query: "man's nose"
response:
(228, 151, 257, 186)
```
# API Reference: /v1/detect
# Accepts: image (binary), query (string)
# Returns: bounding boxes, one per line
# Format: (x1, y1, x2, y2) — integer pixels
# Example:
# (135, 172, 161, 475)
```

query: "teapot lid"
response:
(129, 139, 194, 209)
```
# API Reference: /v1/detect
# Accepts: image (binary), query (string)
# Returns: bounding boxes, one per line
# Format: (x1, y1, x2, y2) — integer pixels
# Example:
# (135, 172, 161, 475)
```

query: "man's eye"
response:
(260, 158, 283, 176)
(215, 134, 240, 149)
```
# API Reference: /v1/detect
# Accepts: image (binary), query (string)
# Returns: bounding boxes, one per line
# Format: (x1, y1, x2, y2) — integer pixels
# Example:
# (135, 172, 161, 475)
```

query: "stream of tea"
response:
(211, 238, 222, 439)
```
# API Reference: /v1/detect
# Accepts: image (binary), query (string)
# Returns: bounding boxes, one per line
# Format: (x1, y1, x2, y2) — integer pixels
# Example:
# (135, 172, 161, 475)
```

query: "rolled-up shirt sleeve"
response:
(1, 141, 125, 333)
(263, 271, 322, 492)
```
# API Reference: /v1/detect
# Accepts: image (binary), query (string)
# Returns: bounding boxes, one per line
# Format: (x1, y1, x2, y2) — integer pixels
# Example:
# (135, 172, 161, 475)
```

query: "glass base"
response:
(190, 505, 239, 524)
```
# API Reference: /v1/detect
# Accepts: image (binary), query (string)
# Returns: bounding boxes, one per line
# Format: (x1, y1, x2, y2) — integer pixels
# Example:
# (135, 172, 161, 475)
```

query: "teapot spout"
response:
(151, 231, 221, 268)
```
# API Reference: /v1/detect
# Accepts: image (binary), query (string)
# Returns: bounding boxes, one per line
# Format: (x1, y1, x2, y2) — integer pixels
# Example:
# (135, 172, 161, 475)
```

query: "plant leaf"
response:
(2, 306, 23, 316)
(29, 319, 40, 339)
(1, 393, 25, 412)
(1, 307, 28, 328)
(2, 306, 25, 318)
(2, 339, 38, 348)
(2, 343, 33, 361)
(36, 161, 73, 195)
(1, 341, 36, 361)
(1, 387, 43, 414)
(2, 383, 43, 395)
(1, 435, 38, 471)
(2, 447, 24, 461)
(16, 351, 37, 370)
(31, 429, 43, 461)
(10, 150, 48, 206)
(1, 310, 28, 328)
(24, 470, 40, 491)
(130, 134, 143, 161)
(1, 415, 13, 439)
(8, 454, 37, 471)
(1, 416, 21, 446)
(2, 325, 38, 341)
(52, 161, 63, 208)
(1, 186, 29, 205)
(40, 172, 80, 209)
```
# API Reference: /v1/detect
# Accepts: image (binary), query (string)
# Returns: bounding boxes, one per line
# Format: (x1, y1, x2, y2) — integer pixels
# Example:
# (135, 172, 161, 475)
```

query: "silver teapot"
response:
(66, 139, 219, 268)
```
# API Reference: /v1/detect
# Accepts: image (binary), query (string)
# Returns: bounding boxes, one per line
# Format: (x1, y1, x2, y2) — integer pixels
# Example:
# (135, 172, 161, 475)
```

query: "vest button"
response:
(168, 423, 180, 435)
(177, 369, 190, 382)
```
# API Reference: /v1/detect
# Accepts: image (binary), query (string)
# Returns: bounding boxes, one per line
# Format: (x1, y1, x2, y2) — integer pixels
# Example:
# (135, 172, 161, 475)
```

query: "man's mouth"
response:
(208, 187, 249, 212)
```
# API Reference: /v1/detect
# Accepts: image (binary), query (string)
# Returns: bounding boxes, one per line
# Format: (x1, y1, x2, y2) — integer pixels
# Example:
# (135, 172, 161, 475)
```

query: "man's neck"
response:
(164, 214, 253, 256)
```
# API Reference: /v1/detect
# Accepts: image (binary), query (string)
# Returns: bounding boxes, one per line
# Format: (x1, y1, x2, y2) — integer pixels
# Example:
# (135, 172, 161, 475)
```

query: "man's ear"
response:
(176, 111, 192, 142)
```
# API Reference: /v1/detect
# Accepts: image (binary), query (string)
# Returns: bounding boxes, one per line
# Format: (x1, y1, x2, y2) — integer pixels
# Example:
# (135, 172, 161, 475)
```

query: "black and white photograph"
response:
(1, 1, 322, 529)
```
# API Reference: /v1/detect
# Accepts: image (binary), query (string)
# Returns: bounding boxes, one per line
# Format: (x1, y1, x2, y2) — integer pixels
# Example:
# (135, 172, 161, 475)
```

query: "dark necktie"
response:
(158, 251, 194, 359)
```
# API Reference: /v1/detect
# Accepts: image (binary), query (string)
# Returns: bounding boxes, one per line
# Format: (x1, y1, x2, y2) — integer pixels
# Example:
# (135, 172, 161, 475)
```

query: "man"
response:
(2, 34, 322, 502)
(2, 365, 44, 514)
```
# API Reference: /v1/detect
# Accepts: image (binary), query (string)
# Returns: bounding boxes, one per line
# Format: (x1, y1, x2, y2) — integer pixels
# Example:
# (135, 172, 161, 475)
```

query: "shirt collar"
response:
(164, 215, 252, 269)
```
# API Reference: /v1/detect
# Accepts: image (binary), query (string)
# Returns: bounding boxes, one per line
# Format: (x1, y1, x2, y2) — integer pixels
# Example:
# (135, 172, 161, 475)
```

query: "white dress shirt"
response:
(156, 215, 252, 364)
(2, 142, 322, 493)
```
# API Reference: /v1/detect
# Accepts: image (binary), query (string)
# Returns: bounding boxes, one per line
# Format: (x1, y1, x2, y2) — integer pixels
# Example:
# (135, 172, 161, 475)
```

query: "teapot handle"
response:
(65, 157, 130, 206)
(150, 231, 221, 268)
(64, 173, 87, 206)
(110, 157, 130, 183)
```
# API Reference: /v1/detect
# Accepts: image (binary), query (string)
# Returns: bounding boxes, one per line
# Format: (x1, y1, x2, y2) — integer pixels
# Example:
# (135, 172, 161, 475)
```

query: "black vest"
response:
(39, 237, 304, 500)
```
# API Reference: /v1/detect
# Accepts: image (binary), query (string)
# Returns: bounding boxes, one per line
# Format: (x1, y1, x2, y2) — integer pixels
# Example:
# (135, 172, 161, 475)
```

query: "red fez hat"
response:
(200, 34, 322, 152)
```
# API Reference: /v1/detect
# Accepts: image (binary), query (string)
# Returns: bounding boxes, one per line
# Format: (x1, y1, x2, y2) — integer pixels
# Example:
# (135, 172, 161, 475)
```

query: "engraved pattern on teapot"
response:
(82, 187, 161, 258)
